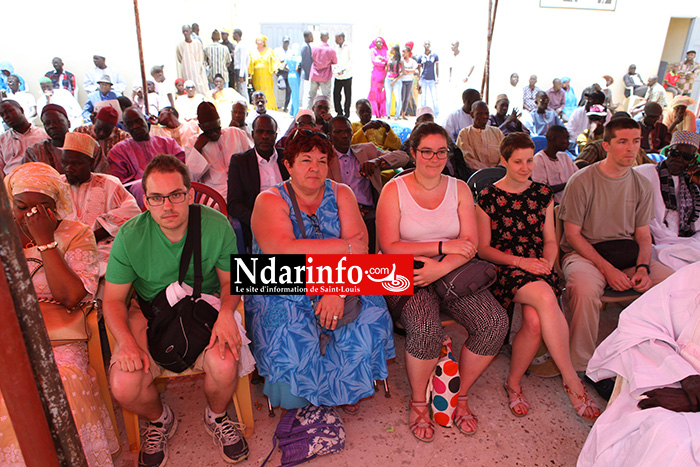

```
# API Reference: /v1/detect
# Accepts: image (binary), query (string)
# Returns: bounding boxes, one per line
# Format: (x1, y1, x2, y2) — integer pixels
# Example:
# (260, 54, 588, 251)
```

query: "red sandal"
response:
(504, 382, 530, 417)
(408, 400, 434, 442)
(563, 380, 601, 422)
(453, 395, 478, 435)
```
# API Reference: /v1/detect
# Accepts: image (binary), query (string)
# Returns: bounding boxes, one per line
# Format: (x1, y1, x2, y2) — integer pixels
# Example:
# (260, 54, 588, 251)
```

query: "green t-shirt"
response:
(106, 204, 237, 302)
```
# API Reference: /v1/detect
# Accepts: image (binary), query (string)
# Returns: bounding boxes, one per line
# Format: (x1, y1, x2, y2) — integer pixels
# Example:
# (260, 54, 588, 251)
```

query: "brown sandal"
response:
(504, 382, 530, 417)
(341, 403, 360, 415)
(408, 400, 434, 442)
(453, 395, 478, 435)
(563, 380, 601, 422)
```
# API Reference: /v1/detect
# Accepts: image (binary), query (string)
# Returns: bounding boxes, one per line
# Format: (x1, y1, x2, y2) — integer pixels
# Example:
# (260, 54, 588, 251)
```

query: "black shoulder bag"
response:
(137, 204, 219, 373)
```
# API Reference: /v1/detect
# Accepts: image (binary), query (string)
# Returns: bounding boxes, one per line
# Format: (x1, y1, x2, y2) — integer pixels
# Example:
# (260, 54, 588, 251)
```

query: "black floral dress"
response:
(477, 182, 559, 309)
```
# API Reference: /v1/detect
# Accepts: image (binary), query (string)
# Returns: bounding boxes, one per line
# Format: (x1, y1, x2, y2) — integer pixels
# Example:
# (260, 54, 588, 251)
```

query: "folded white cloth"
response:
(165, 281, 256, 377)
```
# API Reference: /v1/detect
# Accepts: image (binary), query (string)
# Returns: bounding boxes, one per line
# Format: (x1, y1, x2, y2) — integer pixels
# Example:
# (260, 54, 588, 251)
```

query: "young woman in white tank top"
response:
(377, 123, 508, 442)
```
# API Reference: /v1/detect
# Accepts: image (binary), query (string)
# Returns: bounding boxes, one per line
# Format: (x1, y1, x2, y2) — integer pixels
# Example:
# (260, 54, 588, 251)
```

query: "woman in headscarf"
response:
(0, 162, 119, 466)
(561, 77, 577, 119)
(249, 35, 281, 110)
(368, 37, 388, 117)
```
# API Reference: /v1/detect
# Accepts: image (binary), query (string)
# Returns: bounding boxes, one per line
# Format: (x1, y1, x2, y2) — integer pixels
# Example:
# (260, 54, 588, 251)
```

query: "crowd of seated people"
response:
(1, 42, 700, 467)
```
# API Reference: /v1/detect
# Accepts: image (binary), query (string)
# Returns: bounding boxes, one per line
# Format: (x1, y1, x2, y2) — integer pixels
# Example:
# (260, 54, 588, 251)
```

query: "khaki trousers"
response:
(562, 252, 673, 372)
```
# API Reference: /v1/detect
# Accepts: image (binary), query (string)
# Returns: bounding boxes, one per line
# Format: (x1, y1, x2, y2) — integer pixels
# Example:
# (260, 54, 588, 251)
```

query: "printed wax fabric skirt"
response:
(245, 293, 396, 408)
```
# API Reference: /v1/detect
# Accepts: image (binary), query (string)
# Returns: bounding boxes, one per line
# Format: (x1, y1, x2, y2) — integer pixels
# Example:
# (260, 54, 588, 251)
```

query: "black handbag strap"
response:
(178, 204, 203, 299)
(285, 180, 307, 239)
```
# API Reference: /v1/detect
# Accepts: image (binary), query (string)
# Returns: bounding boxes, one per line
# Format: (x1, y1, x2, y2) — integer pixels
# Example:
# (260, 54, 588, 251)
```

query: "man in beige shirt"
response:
(456, 101, 504, 170)
(559, 117, 673, 380)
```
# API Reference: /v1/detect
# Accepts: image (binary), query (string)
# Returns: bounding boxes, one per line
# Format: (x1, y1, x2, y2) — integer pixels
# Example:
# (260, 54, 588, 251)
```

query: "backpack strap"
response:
(178, 204, 203, 299)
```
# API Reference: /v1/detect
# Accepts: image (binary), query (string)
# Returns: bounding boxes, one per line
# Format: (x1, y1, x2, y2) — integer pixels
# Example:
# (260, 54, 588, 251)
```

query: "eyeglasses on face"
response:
(416, 148, 449, 160)
(667, 148, 697, 162)
(146, 191, 188, 206)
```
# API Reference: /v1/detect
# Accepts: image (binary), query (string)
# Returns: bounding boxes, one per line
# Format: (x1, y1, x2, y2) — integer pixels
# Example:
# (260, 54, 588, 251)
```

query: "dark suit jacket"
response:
(227, 147, 290, 249)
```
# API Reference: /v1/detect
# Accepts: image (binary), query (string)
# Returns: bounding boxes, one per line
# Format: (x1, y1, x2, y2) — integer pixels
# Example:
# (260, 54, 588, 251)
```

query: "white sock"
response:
(206, 406, 226, 423)
(152, 404, 170, 424)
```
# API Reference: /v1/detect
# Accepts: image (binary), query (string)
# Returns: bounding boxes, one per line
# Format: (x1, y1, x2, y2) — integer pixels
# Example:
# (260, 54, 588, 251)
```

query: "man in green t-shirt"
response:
(103, 154, 249, 466)
(559, 118, 673, 393)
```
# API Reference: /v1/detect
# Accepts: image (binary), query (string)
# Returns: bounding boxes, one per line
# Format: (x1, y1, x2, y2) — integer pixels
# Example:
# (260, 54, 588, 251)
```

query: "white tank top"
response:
(395, 175, 461, 243)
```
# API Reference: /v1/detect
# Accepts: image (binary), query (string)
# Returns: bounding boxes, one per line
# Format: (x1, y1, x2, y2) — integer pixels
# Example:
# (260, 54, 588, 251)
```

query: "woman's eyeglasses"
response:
(416, 148, 449, 160)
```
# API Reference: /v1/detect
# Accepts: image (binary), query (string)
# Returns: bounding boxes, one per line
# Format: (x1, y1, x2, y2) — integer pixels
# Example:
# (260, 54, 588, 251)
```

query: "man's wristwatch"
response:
(635, 264, 650, 274)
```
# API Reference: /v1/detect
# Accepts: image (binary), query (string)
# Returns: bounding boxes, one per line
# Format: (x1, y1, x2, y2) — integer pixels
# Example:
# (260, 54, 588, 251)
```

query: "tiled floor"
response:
(113, 306, 622, 466)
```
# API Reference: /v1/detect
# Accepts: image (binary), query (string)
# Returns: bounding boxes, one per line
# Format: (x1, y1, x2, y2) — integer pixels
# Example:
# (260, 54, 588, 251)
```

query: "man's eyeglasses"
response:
(290, 128, 329, 141)
(667, 148, 698, 162)
(416, 148, 449, 160)
(145, 191, 188, 206)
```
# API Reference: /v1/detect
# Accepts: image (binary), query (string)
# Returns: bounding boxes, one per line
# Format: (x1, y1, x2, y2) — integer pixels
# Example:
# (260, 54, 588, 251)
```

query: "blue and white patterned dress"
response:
(245, 179, 396, 408)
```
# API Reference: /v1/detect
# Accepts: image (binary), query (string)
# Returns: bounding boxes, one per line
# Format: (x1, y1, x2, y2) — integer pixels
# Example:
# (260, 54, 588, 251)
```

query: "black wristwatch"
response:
(635, 264, 650, 274)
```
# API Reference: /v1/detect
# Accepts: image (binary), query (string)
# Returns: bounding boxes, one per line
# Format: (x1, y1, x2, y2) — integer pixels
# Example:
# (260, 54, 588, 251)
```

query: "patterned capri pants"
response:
(385, 287, 509, 360)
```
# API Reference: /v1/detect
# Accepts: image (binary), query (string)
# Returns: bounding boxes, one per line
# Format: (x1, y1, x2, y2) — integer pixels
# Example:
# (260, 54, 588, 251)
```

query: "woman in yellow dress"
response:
(248, 35, 281, 111)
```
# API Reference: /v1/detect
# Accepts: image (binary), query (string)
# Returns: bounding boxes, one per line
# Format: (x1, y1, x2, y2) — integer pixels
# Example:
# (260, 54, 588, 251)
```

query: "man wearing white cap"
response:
(81, 75, 118, 122)
(177, 25, 209, 94)
(174, 80, 205, 121)
(84, 54, 126, 95)
(61, 132, 140, 275)
(634, 131, 700, 270)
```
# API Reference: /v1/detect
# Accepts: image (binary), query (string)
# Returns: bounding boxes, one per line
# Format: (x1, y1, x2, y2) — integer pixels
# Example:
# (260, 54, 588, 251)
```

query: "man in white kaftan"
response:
(579, 262, 700, 467)
(184, 102, 251, 198)
(60, 132, 140, 275)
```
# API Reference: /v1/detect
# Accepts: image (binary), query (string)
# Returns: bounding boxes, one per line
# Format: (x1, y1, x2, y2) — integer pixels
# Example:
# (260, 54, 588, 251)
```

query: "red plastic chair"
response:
(190, 182, 228, 216)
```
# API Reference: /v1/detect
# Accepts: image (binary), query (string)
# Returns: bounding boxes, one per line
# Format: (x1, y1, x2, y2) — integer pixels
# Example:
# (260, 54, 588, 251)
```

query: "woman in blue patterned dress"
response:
(476, 132, 599, 422)
(246, 128, 396, 412)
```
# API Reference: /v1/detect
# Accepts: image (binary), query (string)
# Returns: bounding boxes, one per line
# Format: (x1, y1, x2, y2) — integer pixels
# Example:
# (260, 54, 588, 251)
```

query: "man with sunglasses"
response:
(328, 116, 409, 252)
(635, 131, 700, 270)
(104, 154, 251, 467)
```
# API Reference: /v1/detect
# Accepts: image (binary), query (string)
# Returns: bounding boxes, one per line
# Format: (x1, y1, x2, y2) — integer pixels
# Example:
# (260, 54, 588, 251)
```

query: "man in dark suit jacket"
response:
(227, 114, 289, 250)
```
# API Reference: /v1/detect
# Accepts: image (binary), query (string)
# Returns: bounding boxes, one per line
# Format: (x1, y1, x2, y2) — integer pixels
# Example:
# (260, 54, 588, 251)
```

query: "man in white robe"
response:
(60, 132, 141, 275)
(176, 25, 209, 95)
(184, 101, 251, 198)
(579, 262, 700, 467)
(634, 131, 700, 270)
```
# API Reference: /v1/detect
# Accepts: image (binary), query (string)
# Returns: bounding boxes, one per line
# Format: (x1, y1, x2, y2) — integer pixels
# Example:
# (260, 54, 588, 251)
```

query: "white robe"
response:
(184, 127, 251, 199)
(634, 164, 700, 270)
(578, 262, 700, 467)
(62, 173, 141, 276)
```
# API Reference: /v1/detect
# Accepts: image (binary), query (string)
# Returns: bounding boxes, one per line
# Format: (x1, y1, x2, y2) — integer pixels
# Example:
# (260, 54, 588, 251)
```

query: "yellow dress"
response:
(210, 87, 248, 126)
(249, 47, 280, 110)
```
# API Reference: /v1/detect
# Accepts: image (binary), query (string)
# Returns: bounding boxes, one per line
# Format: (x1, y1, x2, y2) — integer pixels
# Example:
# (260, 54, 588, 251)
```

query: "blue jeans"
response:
(420, 78, 438, 115)
(385, 77, 401, 117)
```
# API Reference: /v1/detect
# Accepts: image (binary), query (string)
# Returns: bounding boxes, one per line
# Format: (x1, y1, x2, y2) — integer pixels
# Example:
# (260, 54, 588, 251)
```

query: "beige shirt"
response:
(455, 125, 504, 170)
(558, 162, 654, 254)
(532, 150, 579, 204)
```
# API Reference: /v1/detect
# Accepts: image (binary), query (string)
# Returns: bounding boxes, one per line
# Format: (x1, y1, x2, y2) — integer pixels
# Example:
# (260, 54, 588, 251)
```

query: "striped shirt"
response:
(204, 43, 232, 85)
